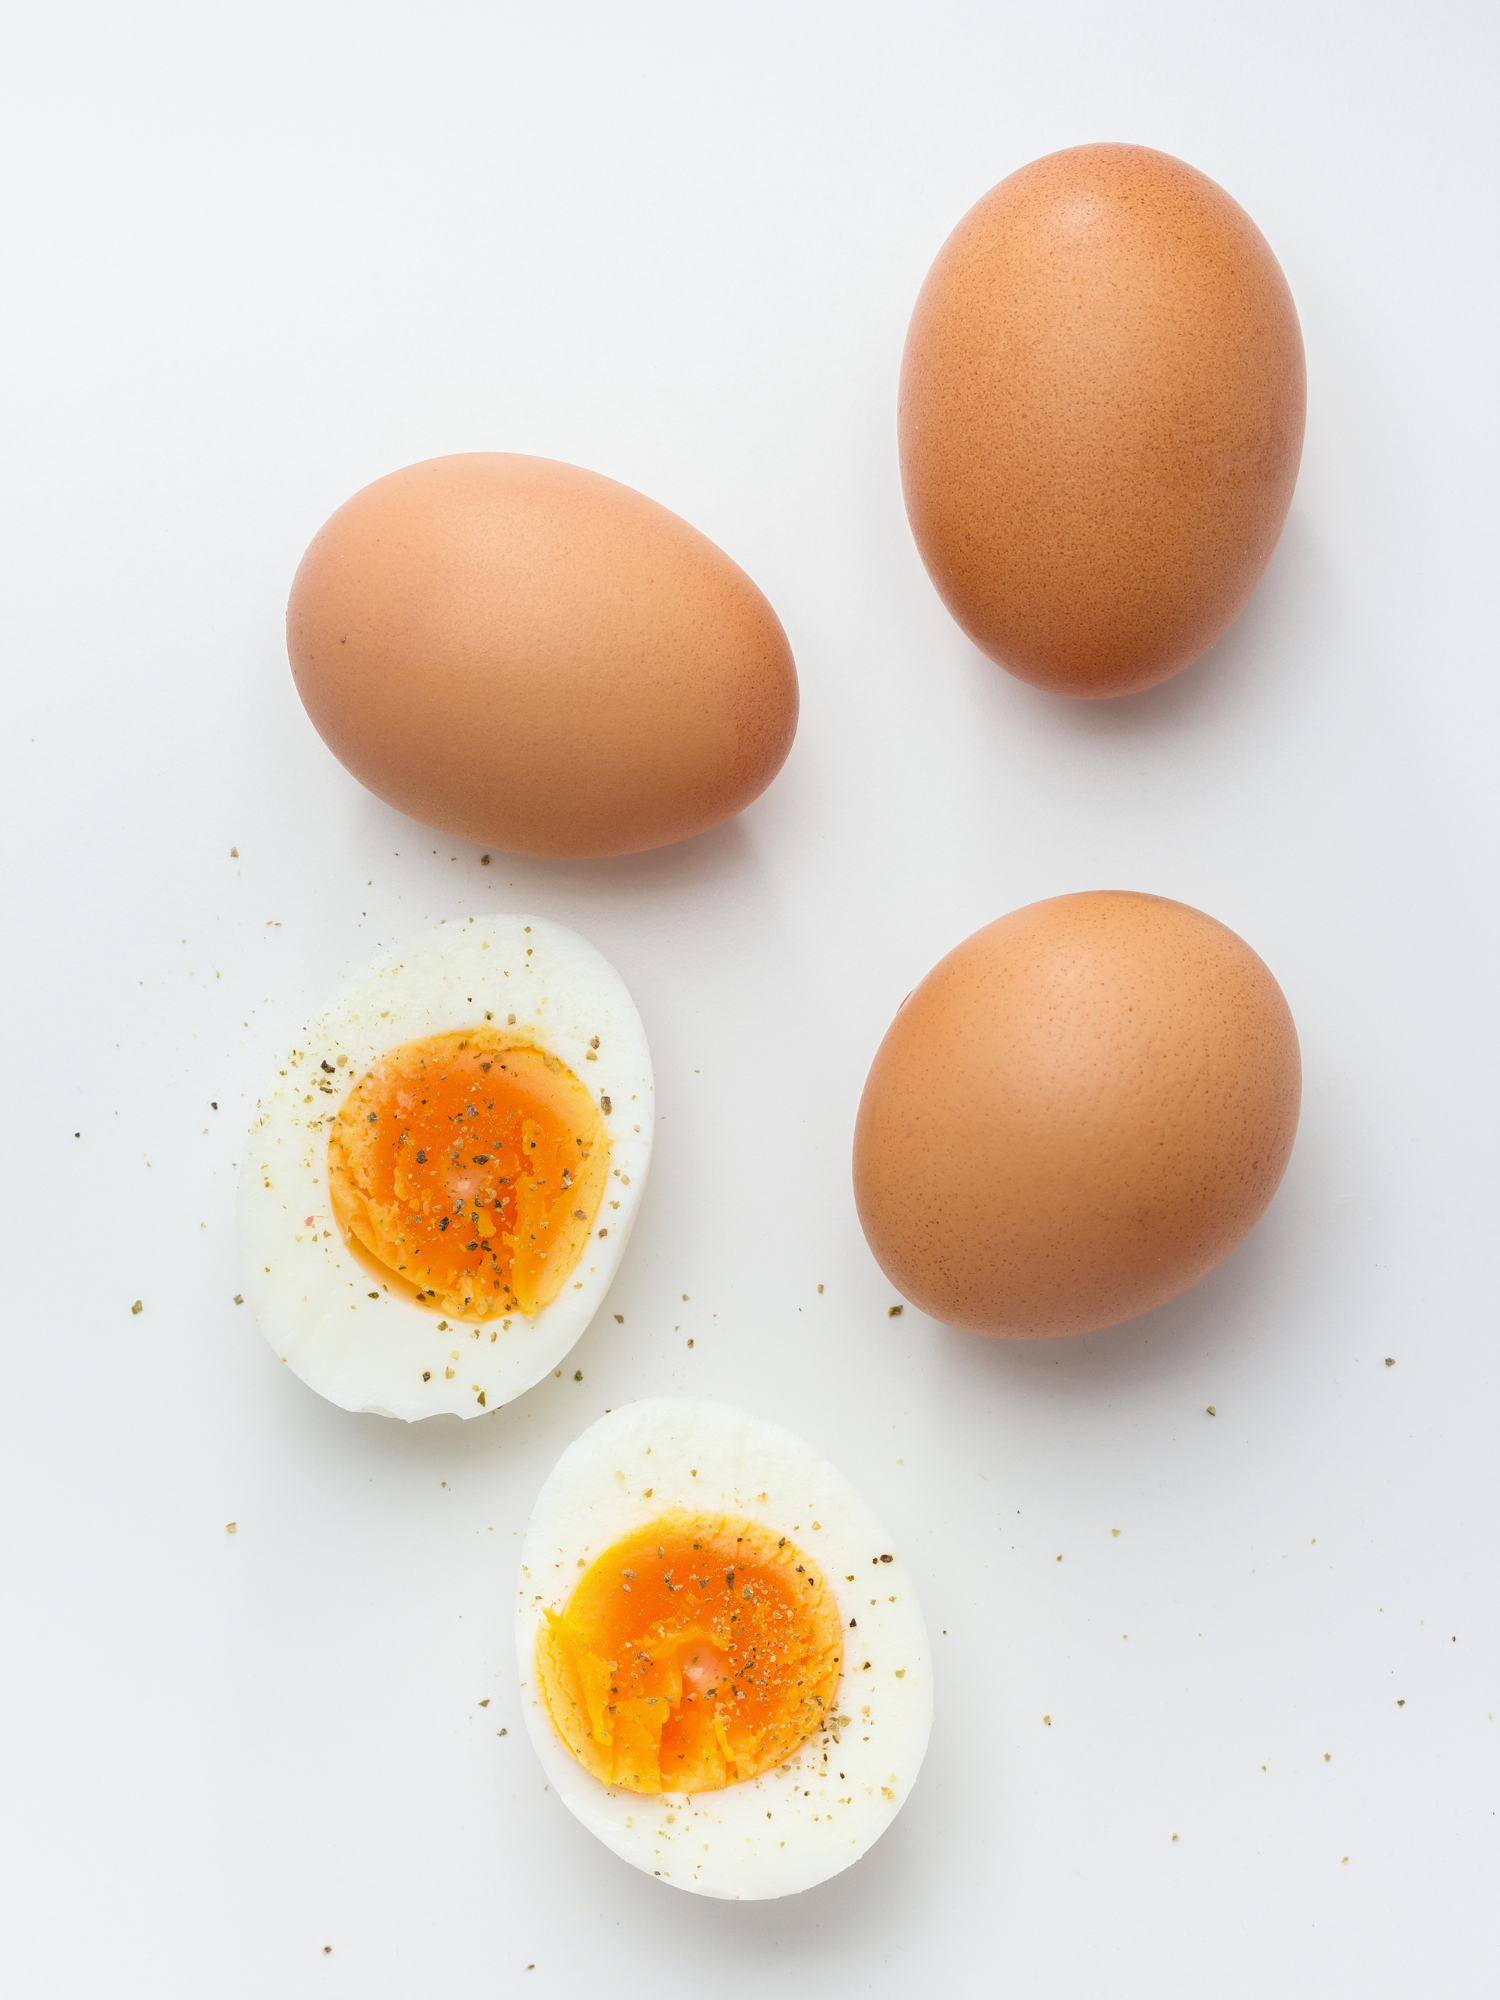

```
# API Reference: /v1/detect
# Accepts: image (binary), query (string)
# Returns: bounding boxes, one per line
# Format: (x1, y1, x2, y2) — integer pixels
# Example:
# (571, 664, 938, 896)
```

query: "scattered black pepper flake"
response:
(320, 1061, 334, 1074)
(600, 1095, 612, 1114)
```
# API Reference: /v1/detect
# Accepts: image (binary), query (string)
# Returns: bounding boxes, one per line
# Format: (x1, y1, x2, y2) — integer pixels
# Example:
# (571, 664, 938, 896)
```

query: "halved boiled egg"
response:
(236, 915, 651, 1419)
(517, 1400, 932, 1899)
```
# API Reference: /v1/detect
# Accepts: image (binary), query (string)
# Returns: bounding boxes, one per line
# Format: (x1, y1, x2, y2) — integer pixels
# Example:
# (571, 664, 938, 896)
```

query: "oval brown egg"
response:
(287, 454, 798, 858)
(899, 145, 1306, 697)
(852, 892, 1301, 1338)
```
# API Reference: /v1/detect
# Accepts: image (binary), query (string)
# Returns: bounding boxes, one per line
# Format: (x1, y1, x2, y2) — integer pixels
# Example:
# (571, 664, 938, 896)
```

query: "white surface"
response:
(1, 2, 1495, 1995)
(516, 1399, 933, 1901)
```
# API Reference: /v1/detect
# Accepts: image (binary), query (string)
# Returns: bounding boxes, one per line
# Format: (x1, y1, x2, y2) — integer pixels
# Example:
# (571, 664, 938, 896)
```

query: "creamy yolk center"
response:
(536, 1512, 843, 1795)
(327, 1028, 608, 1321)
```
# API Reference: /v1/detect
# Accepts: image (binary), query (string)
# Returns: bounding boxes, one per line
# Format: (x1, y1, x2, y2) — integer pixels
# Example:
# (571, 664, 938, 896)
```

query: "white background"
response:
(2, 3, 1495, 1994)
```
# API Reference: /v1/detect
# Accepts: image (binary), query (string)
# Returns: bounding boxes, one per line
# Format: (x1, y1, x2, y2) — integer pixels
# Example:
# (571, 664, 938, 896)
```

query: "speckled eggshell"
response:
(287, 454, 798, 857)
(899, 145, 1306, 696)
(852, 892, 1301, 1338)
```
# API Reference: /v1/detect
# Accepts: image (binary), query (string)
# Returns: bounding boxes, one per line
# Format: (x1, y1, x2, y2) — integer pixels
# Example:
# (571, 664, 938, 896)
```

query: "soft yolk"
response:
(535, 1512, 843, 1795)
(327, 1029, 608, 1321)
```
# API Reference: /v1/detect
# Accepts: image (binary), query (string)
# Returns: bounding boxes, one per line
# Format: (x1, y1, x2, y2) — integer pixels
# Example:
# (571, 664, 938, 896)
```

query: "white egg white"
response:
(237, 915, 652, 1420)
(516, 1399, 932, 1900)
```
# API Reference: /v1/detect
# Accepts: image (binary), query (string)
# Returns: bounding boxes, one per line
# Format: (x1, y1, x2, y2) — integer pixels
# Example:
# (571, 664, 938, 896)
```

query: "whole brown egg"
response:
(899, 145, 1305, 696)
(287, 455, 798, 857)
(852, 893, 1301, 1338)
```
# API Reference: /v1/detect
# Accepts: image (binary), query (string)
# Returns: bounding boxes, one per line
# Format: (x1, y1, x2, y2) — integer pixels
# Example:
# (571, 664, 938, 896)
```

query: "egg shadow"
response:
(958, 505, 1332, 754)
(337, 785, 791, 949)
(500, 811, 764, 908)
(927, 1182, 1310, 1418)
(257, 1341, 586, 1483)
(577, 1768, 939, 1960)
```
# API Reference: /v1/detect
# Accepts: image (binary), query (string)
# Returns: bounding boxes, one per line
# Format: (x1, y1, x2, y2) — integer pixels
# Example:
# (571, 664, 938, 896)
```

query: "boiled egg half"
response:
(517, 1399, 932, 1898)
(237, 915, 652, 1419)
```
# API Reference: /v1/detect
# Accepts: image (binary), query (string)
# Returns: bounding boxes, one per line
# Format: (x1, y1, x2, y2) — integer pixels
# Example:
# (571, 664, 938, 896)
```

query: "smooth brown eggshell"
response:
(287, 454, 798, 858)
(852, 892, 1301, 1338)
(899, 144, 1306, 697)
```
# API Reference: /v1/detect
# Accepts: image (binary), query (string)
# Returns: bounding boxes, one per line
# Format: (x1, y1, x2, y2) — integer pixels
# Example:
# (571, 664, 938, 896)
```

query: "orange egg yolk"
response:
(327, 1028, 609, 1321)
(536, 1512, 843, 1795)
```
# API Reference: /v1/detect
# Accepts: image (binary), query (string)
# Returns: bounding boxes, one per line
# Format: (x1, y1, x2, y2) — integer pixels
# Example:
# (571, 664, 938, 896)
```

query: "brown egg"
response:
(899, 145, 1305, 697)
(852, 893, 1300, 1338)
(287, 454, 798, 857)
